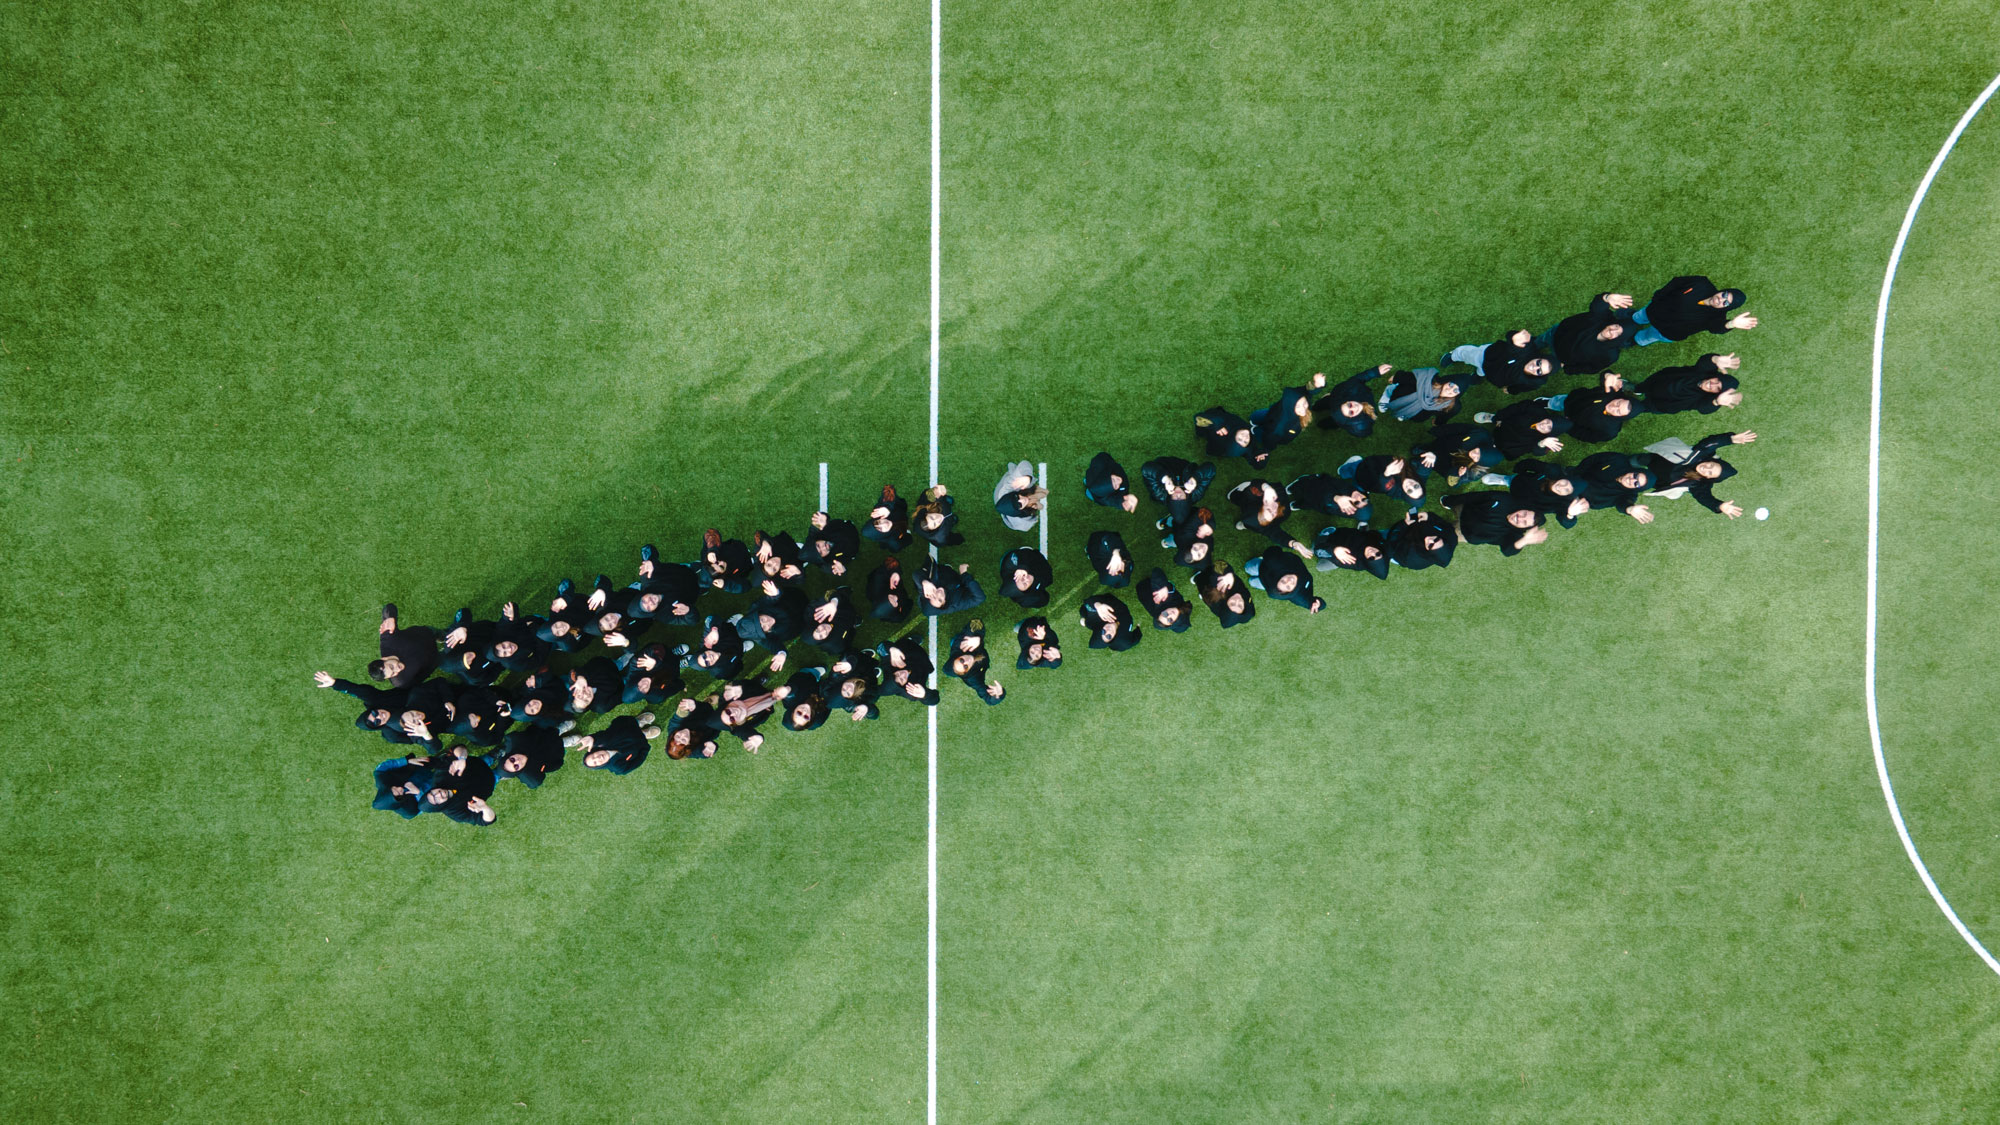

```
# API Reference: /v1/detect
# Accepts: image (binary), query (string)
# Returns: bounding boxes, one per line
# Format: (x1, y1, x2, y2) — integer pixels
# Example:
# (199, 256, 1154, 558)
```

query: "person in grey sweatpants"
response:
(994, 460, 1045, 532)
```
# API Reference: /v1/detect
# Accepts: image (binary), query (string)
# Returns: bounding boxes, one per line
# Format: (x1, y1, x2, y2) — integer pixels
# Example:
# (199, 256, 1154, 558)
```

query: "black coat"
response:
(1084, 452, 1134, 509)
(1445, 491, 1545, 554)
(1384, 514, 1456, 570)
(1479, 334, 1557, 393)
(1080, 594, 1142, 649)
(1492, 401, 1573, 461)
(999, 547, 1053, 607)
(1637, 355, 1737, 415)
(1085, 531, 1133, 588)
(1313, 526, 1390, 580)
(1644, 276, 1740, 342)
(1549, 293, 1634, 375)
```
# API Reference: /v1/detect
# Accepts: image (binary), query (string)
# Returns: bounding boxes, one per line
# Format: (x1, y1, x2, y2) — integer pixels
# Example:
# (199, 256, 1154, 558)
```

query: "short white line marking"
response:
(818, 462, 828, 512)
(1038, 461, 1048, 556)
(1868, 70, 2000, 978)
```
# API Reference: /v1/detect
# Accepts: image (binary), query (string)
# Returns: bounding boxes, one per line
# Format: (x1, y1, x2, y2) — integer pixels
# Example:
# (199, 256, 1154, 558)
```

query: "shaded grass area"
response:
(2, 0, 929, 1120)
(3, 0, 2000, 1121)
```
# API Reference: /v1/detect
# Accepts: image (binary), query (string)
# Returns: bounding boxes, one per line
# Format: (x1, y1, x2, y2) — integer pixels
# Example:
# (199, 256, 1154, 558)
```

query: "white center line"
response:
(927, 0, 943, 1115)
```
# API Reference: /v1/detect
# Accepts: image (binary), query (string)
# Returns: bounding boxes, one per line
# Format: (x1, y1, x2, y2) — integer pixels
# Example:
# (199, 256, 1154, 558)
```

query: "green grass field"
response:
(6, 0, 2000, 1120)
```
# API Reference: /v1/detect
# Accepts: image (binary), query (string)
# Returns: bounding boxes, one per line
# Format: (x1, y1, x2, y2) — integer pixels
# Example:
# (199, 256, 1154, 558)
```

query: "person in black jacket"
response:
(628, 552, 703, 627)
(567, 657, 624, 715)
(482, 604, 553, 672)
(1313, 525, 1389, 579)
(1137, 567, 1194, 632)
(577, 713, 660, 773)
(753, 531, 807, 583)
(1576, 452, 1658, 522)
(1016, 617, 1063, 669)
(315, 671, 406, 737)
(1637, 353, 1744, 415)
(911, 485, 965, 548)
(437, 643, 504, 689)
(1338, 454, 1426, 516)
(999, 547, 1053, 608)
(680, 616, 746, 681)
(1631, 275, 1757, 346)
(1384, 511, 1456, 571)
(826, 650, 884, 720)
(506, 668, 574, 732)
(805, 512, 861, 577)
(372, 755, 433, 818)
(1285, 474, 1372, 524)
(444, 684, 512, 748)
(489, 726, 565, 788)
(1085, 531, 1134, 588)
(667, 699, 723, 760)
(1084, 452, 1140, 513)
(878, 637, 941, 706)
(619, 643, 683, 706)
(802, 587, 861, 654)
(1194, 407, 1264, 465)
(1410, 424, 1502, 488)
(736, 580, 808, 669)
(1193, 562, 1255, 627)
(1644, 431, 1757, 518)
(1140, 456, 1217, 526)
(1444, 329, 1559, 394)
(1248, 372, 1327, 456)
(1484, 399, 1572, 461)
(581, 575, 648, 649)
(1501, 459, 1591, 529)
(1443, 492, 1551, 556)
(1081, 594, 1142, 650)
(946, 620, 1005, 703)
(1547, 374, 1642, 444)
(1227, 479, 1309, 554)
(1310, 365, 1387, 438)
(916, 560, 985, 616)
(863, 486, 912, 552)
(866, 557, 914, 623)
(698, 529, 754, 593)
(417, 750, 497, 825)
(534, 579, 595, 655)
(774, 669, 832, 732)
(1162, 506, 1218, 569)
(1540, 291, 1637, 375)
(385, 677, 457, 753)
(1244, 547, 1323, 613)
(369, 604, 439, 688)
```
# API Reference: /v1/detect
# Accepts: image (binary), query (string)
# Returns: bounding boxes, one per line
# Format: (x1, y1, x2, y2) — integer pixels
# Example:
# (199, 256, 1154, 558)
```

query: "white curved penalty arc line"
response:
(1868, 69, 2000, 978)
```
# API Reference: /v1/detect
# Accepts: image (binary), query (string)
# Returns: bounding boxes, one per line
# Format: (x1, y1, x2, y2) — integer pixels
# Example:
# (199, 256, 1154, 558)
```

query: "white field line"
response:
(927, 0, 943, 1115)
(1868, 70, 2000, 979)
(1038, 462, 1048, 556)
(819, 462, 829, 512)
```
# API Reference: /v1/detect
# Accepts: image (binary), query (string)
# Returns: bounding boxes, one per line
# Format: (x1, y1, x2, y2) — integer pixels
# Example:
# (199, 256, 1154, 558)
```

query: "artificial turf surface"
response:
(5, 0, 2000, 1120)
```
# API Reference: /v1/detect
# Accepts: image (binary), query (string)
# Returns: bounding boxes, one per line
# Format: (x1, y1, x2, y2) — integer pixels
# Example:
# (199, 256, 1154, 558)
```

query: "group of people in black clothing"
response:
(321, 274, 1759, 827)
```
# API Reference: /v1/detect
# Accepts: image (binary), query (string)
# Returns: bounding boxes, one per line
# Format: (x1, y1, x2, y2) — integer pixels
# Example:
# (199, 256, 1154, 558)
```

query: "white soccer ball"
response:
(1754, 507, 1769, 521)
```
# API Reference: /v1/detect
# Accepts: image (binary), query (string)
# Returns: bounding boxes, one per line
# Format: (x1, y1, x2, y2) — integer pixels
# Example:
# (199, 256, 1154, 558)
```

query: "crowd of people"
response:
(320, 276, 1760, 827)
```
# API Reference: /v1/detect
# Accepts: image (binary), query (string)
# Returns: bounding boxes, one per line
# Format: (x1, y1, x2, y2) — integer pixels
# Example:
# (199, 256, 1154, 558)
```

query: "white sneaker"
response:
(557, 719, 578, 734)
(1480, 473, 1510, 486)
(637, 712, 656, 725)
(561, 733, 585, 748)
(1473, 411, 1495, 424)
